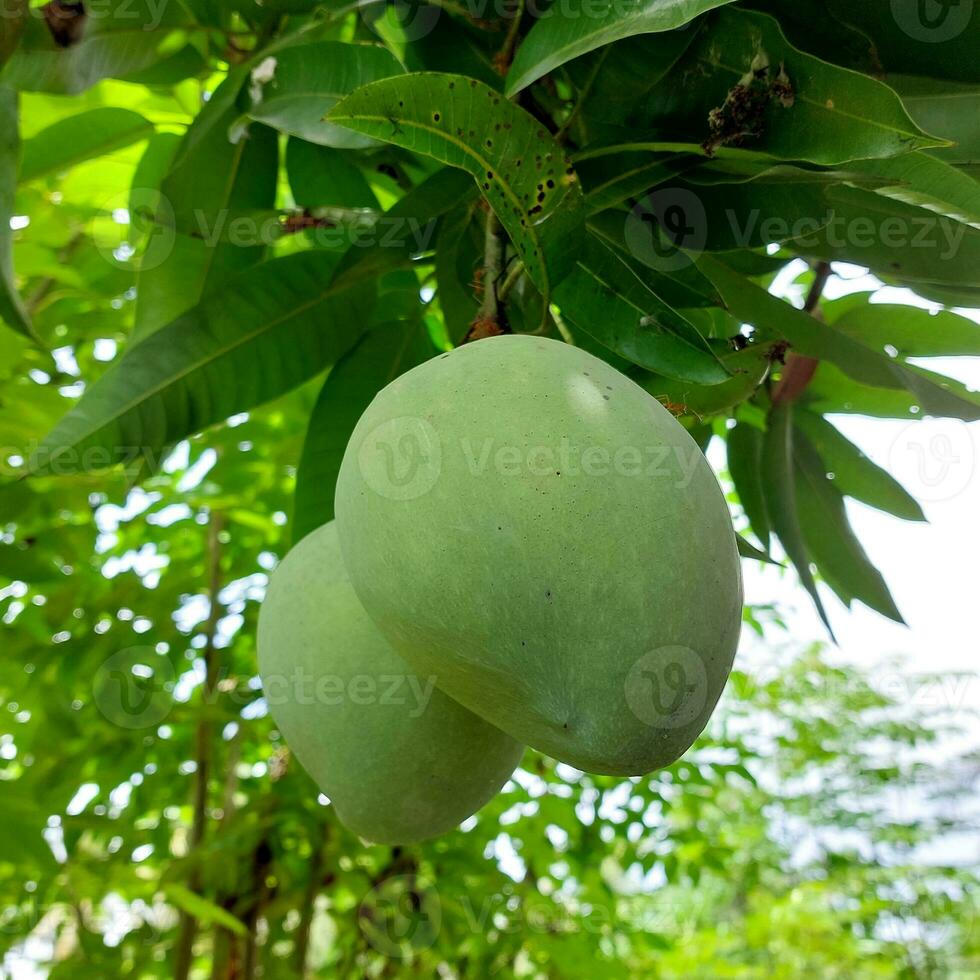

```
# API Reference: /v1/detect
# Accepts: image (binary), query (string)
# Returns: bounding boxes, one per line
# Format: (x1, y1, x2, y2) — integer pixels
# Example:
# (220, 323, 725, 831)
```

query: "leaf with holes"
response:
(327, 73, 587, 296)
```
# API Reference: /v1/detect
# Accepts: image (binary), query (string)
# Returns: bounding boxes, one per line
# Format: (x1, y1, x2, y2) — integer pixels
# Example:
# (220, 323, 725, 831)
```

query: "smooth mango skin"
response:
(335, 335, 742, 776)
(257, 522, 523, 844)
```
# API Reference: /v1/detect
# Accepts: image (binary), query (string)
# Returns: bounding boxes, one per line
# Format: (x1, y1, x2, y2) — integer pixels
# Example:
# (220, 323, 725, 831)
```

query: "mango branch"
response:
(771, 261, 832, 405)
(465, 208, 509, 342)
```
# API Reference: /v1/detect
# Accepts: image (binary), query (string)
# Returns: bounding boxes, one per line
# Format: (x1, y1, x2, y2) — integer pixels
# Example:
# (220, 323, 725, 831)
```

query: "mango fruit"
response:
(335, 335, 742, 775)
(257, 521, 523, 843)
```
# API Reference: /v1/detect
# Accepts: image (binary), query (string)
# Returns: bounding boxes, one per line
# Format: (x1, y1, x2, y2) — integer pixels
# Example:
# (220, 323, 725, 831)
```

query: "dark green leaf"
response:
(727, 421, 771, 549)
(293, 322, 434, 542)
(286, 138, 379, 211)
(554, 235, 729, 384)
(794, 410, 925, 522)
(506, 0, 735, 95)
(762, 402, 835, 638)
(642, 7, 944, 165)
(793, 427, 905, 623)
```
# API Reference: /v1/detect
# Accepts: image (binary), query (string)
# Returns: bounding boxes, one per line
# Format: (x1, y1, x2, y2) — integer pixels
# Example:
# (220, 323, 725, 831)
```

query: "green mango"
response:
(336, 335, 742, 776)
(257, 521, 523, 844)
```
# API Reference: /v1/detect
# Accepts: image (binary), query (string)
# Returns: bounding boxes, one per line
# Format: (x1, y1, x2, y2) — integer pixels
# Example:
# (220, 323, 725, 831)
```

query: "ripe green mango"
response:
(336, 335, 742, 776)
(257, 521, 523, 844)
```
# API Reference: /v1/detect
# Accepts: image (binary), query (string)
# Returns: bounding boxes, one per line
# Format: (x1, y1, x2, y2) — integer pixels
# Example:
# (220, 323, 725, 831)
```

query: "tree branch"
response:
(464, 208, 508, 342)
(771, 261, 832, 406)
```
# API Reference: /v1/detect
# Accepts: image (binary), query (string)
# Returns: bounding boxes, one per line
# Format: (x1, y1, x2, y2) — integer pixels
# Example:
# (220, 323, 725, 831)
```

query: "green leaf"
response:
(699, 255, 980, 421)
(327, 72, 587, 297)
(762, 403, 835, 638)
(293, 322, 434, 542)
(433, 201, 480, 344)
(31, 252, 376, 475)
(578, 151, 696, 214)
(888, 75, 980, 166)
(553, 235, 729, 384)
(133, 78, 279, 341)
(634, 342, 771, 418)
(163, 884, 247, 937)
(805, 362, 924, 419)
(1, 1, 201, 94)
(831, 303, 980, 358)
(794, 410, 924, 522)
(727, 421, 771, 549)
(642, 7, 945, 165)
(735, 535, 778, 565)
(848, 152, 980, 227)
(19, 107, 154, 183)
(793, 427, 904, 623)
(286, 137, 379, 211)
(0, 0, 26, 70)
(0, 86, 31, 340)
(245, 41, 404, 149)
(791, 184, 980, 289)
(506, 0, 736, 96)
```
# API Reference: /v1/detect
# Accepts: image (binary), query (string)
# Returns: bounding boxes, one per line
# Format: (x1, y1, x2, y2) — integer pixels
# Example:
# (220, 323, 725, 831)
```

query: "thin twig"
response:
(771, 261, 832, 405)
